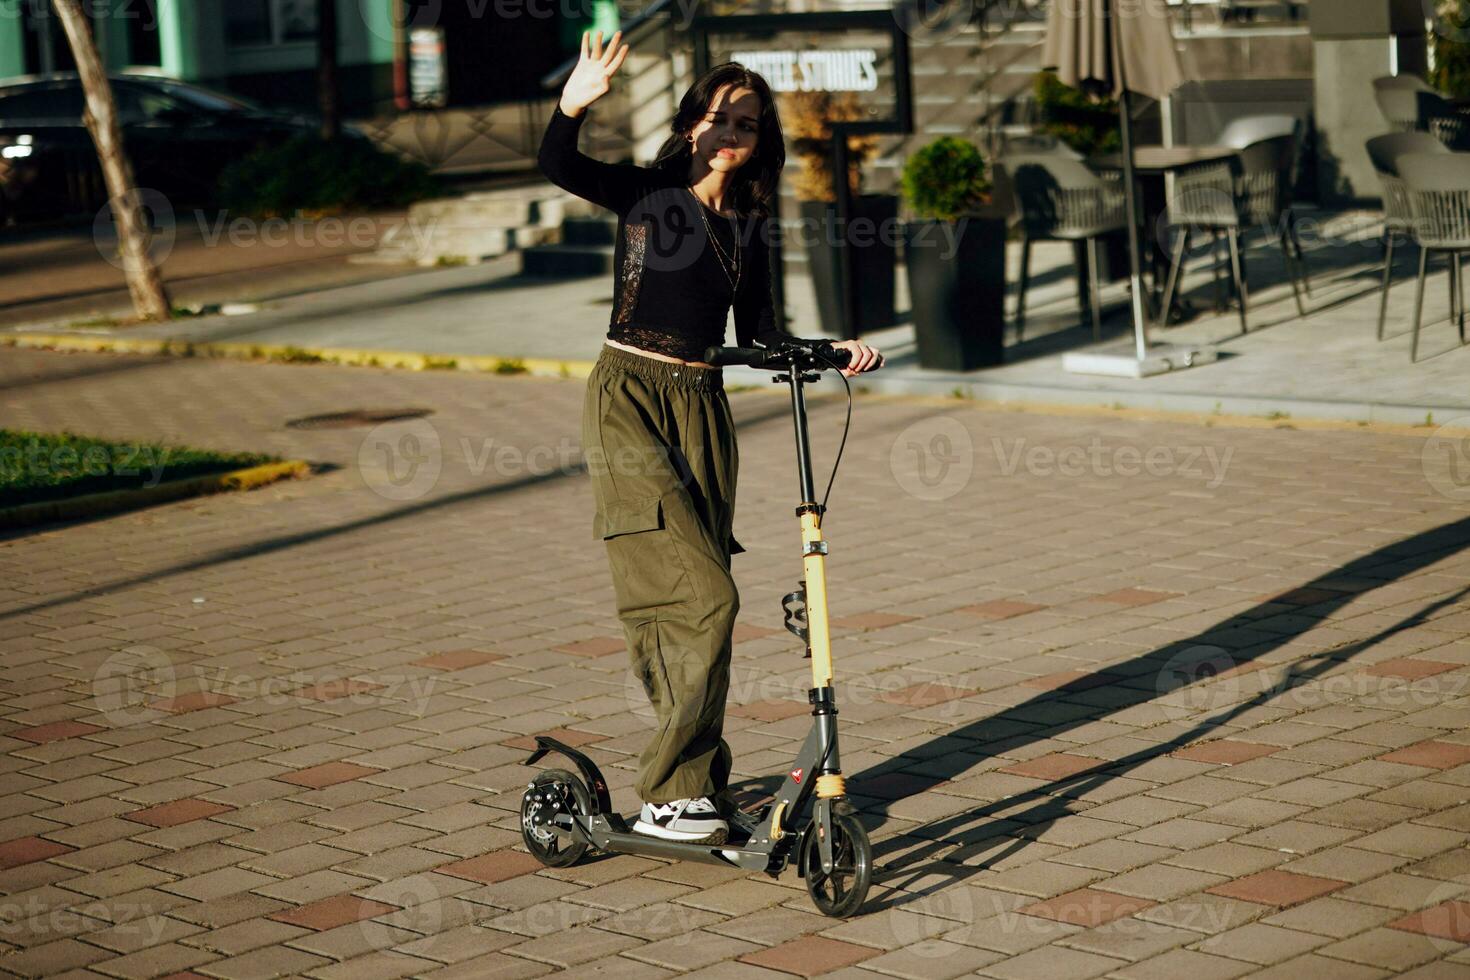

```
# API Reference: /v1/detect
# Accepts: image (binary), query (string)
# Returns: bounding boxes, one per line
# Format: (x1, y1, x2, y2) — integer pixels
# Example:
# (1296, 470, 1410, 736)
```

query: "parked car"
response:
(0, 70, 368, 225)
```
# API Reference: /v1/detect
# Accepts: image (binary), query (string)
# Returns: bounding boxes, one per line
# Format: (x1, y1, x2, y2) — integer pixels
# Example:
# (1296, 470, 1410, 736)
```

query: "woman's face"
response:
(688, 84, 761, 174)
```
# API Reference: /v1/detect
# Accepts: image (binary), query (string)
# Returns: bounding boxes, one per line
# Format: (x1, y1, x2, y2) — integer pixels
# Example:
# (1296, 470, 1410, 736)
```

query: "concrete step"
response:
(520, 242, 616, 278)
(562, 214, 618, 248)
(351, 185, 604, 267)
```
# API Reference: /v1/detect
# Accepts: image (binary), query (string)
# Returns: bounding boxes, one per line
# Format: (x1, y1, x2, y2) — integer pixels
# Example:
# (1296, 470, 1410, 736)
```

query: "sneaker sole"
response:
(632, 819, 729, 845)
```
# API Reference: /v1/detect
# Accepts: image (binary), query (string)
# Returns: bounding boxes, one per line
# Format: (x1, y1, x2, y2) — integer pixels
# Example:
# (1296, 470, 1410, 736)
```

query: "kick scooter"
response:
(520, 337, 873, 918)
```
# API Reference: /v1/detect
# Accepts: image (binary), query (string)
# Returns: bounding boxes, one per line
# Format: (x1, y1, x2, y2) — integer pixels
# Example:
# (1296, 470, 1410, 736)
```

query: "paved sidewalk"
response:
(0, 209, 435, 333)
(3, 347, 1470, 978)
(10, 208, 1469, 425)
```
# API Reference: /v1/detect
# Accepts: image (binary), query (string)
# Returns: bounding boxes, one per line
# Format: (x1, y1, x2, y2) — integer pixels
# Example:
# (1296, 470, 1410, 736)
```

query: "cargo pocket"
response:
(598, 494, 697, 617)
(595, 494, 664, 539)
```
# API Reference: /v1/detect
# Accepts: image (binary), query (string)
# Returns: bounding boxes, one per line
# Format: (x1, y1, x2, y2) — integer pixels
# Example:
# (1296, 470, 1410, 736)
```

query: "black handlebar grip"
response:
(704, 343, 854, 371)
(703, 346, 771, 367)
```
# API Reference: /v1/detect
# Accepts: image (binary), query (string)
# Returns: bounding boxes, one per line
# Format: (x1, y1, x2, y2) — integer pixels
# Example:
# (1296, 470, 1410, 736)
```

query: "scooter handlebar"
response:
(704, 340, 852, 372)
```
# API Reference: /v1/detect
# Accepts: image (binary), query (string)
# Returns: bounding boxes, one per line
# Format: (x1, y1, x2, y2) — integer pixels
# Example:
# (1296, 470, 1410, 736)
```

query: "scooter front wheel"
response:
(800, 811, 872, 917)
(521, 769, 591, 867)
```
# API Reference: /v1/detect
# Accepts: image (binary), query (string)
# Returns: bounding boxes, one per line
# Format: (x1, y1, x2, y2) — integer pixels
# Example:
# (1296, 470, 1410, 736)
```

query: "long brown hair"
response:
(651, 63, 785, 220)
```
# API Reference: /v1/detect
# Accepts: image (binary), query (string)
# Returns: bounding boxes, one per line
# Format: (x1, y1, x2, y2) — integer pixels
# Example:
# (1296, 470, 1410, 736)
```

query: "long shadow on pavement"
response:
(839, 515, 1470, 909)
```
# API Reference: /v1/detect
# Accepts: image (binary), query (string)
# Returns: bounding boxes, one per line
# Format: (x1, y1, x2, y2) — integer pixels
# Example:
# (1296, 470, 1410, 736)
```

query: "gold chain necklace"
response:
(689, 188, 741, 296)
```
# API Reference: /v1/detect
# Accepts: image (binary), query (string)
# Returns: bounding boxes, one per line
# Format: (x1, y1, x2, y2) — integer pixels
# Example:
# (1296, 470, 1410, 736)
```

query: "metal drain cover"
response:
(285, 408, 434, 429)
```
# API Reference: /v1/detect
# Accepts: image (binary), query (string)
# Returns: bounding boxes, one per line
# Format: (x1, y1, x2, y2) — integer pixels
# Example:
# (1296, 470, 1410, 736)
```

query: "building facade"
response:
(0, 0, 601, 115)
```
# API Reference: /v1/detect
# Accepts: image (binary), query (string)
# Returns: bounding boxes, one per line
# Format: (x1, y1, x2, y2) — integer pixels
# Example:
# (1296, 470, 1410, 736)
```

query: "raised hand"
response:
(559, 29, 630, 118)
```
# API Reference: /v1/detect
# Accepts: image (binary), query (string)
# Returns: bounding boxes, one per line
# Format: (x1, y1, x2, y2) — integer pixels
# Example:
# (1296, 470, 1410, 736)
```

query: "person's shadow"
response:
(773, 514, 1470, 908)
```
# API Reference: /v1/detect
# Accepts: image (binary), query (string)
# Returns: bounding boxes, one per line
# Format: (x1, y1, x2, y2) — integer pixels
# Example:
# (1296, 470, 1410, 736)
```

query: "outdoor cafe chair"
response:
(1217, 114, 1313, 294)
(1373, 80, 1470, 148)
(1397, 151, 1470, 361)
(1365, 132, 1451, 341)
(998, 154, 1129, 342)
(1373, 75, 1440, 133)
(1156, 134, 1307, 335)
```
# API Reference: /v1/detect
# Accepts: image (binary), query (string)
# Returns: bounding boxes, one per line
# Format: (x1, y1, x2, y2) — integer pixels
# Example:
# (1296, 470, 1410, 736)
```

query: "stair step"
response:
(520, 242, 616, 278)
(562, 214, 618, 247)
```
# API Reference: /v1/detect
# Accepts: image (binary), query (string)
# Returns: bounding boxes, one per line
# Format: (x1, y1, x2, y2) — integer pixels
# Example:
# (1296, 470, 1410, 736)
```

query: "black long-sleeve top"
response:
(537, 104, 788, 360)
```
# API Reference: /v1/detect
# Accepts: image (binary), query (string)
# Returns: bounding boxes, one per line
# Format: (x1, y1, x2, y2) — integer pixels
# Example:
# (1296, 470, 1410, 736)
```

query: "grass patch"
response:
(493, 358, 529, 375)
(423, 356, 458, 370)
(271, 346, 326, 364)
(0, 429, 278, 508)
(68, 315, 122, 329)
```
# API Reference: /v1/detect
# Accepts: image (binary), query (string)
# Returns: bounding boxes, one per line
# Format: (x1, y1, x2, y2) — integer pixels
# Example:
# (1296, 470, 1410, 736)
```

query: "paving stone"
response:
(8, 347, 1470, 980)
(737, 936, 882, 977)
(1206, 870, 1350, 908)
(1017, 888, 1156, 927)
(977, 943, 1126, 979)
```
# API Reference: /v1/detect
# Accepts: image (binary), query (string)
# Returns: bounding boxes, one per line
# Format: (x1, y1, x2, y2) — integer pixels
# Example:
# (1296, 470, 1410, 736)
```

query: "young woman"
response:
(539, 29, 883, 844)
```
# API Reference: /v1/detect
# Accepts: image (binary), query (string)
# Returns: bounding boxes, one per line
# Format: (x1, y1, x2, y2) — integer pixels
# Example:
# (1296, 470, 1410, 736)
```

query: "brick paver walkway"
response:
(3, 347, 1470, 978)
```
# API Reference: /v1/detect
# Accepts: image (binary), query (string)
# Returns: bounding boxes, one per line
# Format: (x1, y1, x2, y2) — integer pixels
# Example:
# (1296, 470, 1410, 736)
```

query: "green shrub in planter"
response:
(900, 136, 991, 221)
(899, 137, 1007, 371)
(218, 135, 444, 219)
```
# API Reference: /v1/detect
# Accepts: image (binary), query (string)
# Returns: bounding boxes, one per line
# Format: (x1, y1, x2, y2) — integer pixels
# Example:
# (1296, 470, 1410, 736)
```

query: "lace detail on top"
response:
(614, 222, 646, 324)
(606, 324, 726, 362)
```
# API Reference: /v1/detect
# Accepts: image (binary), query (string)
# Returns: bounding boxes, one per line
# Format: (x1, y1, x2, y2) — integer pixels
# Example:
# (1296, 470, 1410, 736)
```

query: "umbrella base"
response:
(1062, 342, 1219, 378)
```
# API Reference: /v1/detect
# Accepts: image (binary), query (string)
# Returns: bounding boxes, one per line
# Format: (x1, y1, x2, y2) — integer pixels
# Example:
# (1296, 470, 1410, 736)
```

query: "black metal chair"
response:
(1365, 132, 1451, 341)
(1398, 152, 1470, 361)
(1157, 135, 1308, 334)
(999, 154, 1129, 342)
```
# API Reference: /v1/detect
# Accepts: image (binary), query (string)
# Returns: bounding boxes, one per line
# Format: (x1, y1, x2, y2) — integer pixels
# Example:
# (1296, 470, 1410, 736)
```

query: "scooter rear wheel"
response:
(521, 769, 591, 867)
(800, 811, 872, 917)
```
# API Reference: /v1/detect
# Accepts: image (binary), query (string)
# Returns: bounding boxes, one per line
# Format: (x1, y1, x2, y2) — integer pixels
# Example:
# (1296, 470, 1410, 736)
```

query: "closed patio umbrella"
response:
(1041, 0, 1187, 366)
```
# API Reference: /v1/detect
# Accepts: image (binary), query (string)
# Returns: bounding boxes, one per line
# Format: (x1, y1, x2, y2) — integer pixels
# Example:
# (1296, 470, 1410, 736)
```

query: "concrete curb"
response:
(1, 333, 598, 380)
(8, 332, 1466, 437)
(0, 459, 313, 530)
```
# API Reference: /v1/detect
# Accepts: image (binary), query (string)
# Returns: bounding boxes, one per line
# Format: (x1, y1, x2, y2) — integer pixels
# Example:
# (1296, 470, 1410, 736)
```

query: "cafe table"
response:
(1090, 144, 1242, 324)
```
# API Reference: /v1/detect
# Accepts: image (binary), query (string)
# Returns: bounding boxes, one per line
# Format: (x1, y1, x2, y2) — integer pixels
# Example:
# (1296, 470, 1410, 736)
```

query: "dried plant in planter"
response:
(780, 89, 882, 202)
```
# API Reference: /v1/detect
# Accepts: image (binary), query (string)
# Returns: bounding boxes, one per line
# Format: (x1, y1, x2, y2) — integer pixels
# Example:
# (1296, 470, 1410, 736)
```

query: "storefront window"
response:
(226, 0, 319, 46)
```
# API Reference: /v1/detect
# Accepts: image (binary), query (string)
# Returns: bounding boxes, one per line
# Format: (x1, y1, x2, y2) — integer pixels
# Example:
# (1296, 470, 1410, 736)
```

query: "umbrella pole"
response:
(1108, 0, 1151, 361)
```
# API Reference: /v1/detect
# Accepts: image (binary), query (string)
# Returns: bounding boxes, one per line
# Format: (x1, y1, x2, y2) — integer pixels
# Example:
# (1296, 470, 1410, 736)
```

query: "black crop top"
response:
(536, 104, 790, 361)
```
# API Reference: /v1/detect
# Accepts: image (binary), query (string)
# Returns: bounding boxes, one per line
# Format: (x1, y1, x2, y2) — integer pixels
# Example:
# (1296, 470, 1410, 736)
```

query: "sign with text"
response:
(729, 49, 882, 92)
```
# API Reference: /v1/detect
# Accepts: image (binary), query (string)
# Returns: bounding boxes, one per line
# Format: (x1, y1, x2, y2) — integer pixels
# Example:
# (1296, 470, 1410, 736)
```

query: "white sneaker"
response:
(632, 796, 729, 844)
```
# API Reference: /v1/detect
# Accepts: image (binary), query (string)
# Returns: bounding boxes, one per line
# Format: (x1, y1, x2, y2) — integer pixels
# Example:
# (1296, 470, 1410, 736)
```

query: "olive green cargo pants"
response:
(582, 344, 745, 805)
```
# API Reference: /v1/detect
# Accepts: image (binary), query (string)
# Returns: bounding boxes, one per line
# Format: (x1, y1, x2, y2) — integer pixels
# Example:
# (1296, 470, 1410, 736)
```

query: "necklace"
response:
(688, 187, 741, 296)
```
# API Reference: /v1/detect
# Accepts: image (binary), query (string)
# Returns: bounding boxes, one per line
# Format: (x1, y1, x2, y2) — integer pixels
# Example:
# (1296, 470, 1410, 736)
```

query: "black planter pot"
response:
(799, 195, 898, 339)
(902, 214, 1007, 371)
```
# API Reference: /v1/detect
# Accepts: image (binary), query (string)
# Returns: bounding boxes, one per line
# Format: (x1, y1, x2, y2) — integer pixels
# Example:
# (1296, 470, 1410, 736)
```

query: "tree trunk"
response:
(51, 0, 171, 322)
(319, 0, 341, 140)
